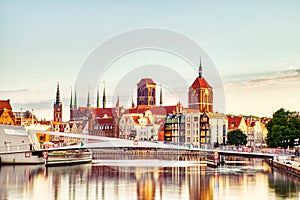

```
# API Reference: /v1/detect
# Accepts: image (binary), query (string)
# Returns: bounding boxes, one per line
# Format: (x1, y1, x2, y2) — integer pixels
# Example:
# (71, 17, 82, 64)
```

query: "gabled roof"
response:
(0, 110, 15, 119)
(125, 105, 179, 115)
(163, 105, 178, 114)
(227, 115, 242, 129)
(190, 77, 212, 89)
(0, 100, 12, 110)
(137, 78, 156, 87)
(131, 115, 151, 125)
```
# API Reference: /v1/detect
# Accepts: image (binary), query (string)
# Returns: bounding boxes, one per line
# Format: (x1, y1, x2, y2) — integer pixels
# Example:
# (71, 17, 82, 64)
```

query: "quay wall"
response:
(269, 160, 300, 178)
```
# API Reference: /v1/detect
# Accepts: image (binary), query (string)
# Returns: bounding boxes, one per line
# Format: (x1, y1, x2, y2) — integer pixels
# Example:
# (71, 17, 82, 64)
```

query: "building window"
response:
(187, 137, 190, 143)
(194, 117, 198, 122)
(187, 130, 190, 136)
(187, 116, 190, 122)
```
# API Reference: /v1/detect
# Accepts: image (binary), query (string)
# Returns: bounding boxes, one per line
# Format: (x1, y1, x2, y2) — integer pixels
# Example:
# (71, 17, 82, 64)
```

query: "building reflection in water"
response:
(1, 158, 300, 200)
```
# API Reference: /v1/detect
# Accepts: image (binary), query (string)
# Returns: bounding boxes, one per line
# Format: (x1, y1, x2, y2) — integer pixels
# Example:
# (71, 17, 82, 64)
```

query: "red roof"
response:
(0, 100, 12, 110)
(190, 77, 212, 89)
(91, 108, 113, 118)
(125, 105, 177, 115)
(227, 116, 242, 129)
(137, 78, 156, 87)
(131, 115, 151, 125)
(125, 105, 152, 114)
(163, 105, 177, 114)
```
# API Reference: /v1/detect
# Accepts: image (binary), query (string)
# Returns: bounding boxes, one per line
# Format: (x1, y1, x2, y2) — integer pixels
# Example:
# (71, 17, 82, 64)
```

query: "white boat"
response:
(0, 125, 93, 166)
(0, 125, 44, 164)
(44, 149, 92, 166)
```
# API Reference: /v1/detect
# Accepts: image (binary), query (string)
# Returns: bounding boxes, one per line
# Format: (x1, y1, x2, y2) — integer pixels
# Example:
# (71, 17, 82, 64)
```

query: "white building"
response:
(208, 113, 228, 146)
(183, 110, 227, 148)
(119, 113, 158, 140)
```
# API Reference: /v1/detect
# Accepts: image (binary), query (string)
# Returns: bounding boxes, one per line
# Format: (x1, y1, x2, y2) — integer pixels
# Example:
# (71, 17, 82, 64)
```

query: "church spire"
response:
(87, 87, 91, 108)
(70, 87, 73, 108)
(74, 87, 78, 109)
(160, 85, 163, 106)
(55, 82, 61, 106)
(199, 56, 203, 78)
(102, 81, 106, 109)
(116, 95, 120, 108)
(96, 85, 100, 108)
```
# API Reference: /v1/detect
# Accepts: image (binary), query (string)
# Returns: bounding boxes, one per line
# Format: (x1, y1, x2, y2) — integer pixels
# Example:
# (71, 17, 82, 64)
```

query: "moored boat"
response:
(44, 149, 92, 166)
(0, 125, 44, 164)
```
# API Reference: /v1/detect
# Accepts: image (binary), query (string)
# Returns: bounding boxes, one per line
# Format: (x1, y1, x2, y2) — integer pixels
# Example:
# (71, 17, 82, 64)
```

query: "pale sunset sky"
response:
(0, 1, 299, 120)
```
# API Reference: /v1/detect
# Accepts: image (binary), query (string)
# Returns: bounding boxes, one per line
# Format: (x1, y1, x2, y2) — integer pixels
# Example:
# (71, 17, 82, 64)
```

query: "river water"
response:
(1, 157, 300, 200)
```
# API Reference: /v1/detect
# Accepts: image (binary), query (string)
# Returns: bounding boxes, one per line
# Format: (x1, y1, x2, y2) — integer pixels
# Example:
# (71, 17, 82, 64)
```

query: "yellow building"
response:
(0, 100, 15, 125)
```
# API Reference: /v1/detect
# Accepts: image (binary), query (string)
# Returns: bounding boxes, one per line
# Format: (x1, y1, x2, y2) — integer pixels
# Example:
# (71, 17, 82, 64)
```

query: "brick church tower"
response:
(188, 59, 213, 112)
(137, 78, 156, 106)
(53, 83, 62, 122)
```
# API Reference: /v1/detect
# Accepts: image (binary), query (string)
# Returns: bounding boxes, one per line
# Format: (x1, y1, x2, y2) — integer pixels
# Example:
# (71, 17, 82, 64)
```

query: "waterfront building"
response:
(119, 113, 156, 140)
(184, 109, 201, 147)
(244, 117, 264, 147)
(260, 117, 271, 145)
(14, 110, 38, 126)
(183, 110, 227, 148)
(164, 112, 185, 145)
(227, 115, 248, 134)
(0, 99, 15, 125)
(227, 115, 262, 146)
(207, 112, 227, 146)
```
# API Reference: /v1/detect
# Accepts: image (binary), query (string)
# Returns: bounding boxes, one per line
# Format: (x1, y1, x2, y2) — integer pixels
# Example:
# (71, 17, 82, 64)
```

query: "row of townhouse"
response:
(227, 115, 270, 147)
(166, 110, 227, 148)
(117, 104, 228, 148)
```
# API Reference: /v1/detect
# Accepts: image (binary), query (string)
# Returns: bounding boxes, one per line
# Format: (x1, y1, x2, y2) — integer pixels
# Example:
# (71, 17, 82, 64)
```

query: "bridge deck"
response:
(32, 130, 275, 159)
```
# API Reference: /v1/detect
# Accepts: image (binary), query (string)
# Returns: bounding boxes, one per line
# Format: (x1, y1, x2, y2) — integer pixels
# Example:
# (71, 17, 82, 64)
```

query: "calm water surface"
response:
(1, 158, 300, 200)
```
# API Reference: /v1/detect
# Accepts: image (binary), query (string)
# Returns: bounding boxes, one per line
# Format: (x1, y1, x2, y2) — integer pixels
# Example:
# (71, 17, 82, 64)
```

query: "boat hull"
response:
(0, 151, 44, 164)
(44, 151, 92, 167)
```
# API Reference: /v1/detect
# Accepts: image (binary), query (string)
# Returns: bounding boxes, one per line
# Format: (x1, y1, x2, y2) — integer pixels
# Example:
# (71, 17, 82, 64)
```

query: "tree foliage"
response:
(227, 129, 247, 146)
(266, 108, 300, 149)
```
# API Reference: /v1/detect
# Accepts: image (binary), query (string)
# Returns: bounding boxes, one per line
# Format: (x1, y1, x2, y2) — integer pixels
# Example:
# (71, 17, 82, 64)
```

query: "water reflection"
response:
(0, 159, 300, 200)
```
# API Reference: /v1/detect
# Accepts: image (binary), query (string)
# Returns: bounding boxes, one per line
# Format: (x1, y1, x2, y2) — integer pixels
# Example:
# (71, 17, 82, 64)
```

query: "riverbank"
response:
(268, 156, 300, 178)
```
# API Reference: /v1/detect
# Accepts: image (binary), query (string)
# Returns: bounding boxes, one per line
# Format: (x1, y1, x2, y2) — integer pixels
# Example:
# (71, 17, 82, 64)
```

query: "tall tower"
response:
(188, 59, 213, 112)
(137, 78, 156, 106)
(54, 82, 63, 122)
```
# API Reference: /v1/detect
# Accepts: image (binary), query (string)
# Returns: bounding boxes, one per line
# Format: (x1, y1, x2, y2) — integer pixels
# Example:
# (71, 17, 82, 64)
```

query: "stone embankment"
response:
(269, 156, 300, 178)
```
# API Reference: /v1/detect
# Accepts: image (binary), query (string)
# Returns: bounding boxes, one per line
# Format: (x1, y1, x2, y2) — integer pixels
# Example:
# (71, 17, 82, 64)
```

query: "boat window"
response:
(4, 128, 28, 136)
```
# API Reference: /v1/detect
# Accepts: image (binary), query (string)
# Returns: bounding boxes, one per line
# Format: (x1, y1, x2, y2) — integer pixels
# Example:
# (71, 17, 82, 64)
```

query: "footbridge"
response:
(31, 130, 275, 159)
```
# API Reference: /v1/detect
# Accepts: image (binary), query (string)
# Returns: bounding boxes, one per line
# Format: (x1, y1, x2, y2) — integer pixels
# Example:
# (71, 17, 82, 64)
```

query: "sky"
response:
(0, 0, 299, 120)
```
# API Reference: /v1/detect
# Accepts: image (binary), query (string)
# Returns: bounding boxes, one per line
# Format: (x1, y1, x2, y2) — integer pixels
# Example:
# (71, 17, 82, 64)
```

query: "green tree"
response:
(227, 129, 247, 146)
(266, 108, 300, 149)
